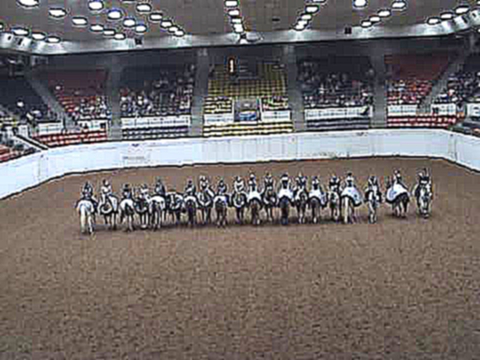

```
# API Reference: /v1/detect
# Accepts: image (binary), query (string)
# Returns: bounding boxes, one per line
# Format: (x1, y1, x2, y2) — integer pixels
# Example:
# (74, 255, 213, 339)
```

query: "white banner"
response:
(77, 120, 109, 131)
(204, 113, 235, 125)
(431, 103, 456, 116)
(37, 122, 64, 135)
(467, 103, 480, 117)
(387, 105, 418, 117)
(121, 115, 191, 129)
(305, 106, 372, 121)
(261, 110, 291, 122)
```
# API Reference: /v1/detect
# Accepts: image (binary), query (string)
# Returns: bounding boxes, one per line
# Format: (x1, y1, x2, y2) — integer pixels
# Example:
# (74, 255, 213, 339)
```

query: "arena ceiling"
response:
(0, 0, 479, 55)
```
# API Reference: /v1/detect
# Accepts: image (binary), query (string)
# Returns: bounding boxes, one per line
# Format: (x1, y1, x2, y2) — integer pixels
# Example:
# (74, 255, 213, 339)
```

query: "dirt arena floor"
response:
(1, 157, 480, 359)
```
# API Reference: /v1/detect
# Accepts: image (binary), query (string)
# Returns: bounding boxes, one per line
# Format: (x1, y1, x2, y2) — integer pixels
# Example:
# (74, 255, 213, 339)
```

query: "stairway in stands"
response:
(26, 71, 73, 129)
(419, 50, 470, 113)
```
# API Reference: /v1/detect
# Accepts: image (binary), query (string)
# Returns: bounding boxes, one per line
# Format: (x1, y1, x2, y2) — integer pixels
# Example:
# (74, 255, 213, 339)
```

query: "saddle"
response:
(247, 190, 262, 203)
(386, 183, 409, 203)
(278, 188, 293, 201)
(309, 189, 327, 206)
(341, 186, 363, 207)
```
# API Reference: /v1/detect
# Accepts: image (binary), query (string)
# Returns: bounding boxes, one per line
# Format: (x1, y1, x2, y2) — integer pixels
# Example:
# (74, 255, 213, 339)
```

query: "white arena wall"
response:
(0, 129, 478, 200)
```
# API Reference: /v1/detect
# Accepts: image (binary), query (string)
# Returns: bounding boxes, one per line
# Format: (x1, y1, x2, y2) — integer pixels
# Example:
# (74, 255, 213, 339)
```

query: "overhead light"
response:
(294, 23, 306, 31)
(123, 18, 136, 27)
(455, 5, 470, 15)
(161, 20, 173, 28)
(0, 23, 4, 31)
(378, 9, 391, 17)
(361, 20, 372, 27)
(12, 27, 30, 36)
(135, 23, 148, 33)
(103, 28, 116, 36)
(311, 0, 327, 2)
(305, 5, 320, 13)
(149, 13, 163, 22)
(31, 32, 46, 40)
(175, 29, 185, 37)
(90, 24, 104, 32)
(46, 35, 61, 44)
(477, 27, 480, 33)
(298, 20, 309, 27)
(168, 26, 179, 33)
(17, 101, 25, 108)
(369, 15, 381, 23)
(136, 3, 152, 13)
(353, 0, 367, 9)
(72, 17, 88, 27)
(440, 11, 455, 20)
(225, 0, 238, 7)
(231, 17, 242, 24)
(49, 8, 67, 19)
(17, 0, 39, 8)
(427, 17, 441, 25)
(392, 0, 406, 10)
(88, 0, 104, 11)
(301, 14, 313, 21)
(228, 9, 240, 16)
(107, 8, 123, 20)
(114, 33, 126, 40)
(233, 24, 244, 33)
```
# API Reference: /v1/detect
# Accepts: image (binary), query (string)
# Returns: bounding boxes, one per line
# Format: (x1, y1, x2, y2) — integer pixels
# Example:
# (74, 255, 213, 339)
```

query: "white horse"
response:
(327, 190, 341, 222)
(148, 195, 167, 230)
(119, 198, 136, 232)
(417, 183, 433, 218)
(76, 199, 95, 235)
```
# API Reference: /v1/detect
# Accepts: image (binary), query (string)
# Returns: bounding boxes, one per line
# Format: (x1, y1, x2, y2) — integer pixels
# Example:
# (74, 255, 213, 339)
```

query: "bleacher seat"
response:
(33, 129, 108, 148)
(387, 115, 458, 129)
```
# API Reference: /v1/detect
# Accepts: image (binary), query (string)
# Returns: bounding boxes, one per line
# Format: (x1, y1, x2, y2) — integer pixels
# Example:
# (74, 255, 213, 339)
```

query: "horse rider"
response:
(414, 168, 433, 200)
(154, 177, 166, 197)
(184, 179, 196, 197)
(393, 169, 407, 189)
(139, 183, 150, 200)
(199, 175, 209, 191)
(81, 181, 98, 210)
(296, 172, 308, 189)
(122, 183, 133, 199)
(311, 175, 321, 190)
(248, 173, 258, 191)
(216, 178, 229, 202)
(263, 172, 275, 191)
(344, 172, 356, 189)
(279, 173, 292, 190)
(233, 176, 246, 194)
(364, 175, 383, 203)
(329, 174, 342, 195)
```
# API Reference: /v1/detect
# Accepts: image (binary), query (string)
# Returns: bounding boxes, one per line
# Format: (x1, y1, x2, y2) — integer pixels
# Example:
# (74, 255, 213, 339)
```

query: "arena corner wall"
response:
(0, 129, 477, 200)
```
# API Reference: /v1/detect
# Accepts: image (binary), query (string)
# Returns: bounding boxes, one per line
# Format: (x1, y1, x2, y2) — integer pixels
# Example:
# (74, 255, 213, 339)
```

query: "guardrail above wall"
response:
(0, 129, 478, 200)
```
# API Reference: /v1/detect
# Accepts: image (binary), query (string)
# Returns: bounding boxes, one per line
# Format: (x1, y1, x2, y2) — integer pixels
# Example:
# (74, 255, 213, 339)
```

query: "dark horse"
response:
(231, 191, 247, 224)
(294, 187, 309, 224)
(197, 188, 214, 225)
(167, 192, 184, 226)
(278, 194, 293, 226)
(262, 187, 277, 223)
(249, 197, 263, 226)
(135, 194, 150, 229)
(184, 195, 197, 227)
(214, 195, 228, 227)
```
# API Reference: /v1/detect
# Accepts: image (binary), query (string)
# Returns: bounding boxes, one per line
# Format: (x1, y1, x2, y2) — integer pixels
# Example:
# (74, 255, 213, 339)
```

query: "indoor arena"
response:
(2, 0, 480, 358)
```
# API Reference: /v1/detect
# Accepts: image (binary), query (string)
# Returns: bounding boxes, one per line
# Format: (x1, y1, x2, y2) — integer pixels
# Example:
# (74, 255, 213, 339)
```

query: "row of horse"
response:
(76, 182, 432, 235)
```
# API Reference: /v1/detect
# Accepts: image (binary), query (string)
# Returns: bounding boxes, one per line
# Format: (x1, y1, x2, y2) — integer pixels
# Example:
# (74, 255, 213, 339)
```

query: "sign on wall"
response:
(305, 106, 372, 121)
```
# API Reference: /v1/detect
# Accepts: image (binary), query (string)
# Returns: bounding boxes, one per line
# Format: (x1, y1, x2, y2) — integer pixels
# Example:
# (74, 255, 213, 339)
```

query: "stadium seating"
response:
(122, 126, 189, 140)
(0, 77, 56, 123)
(33, 129, 108, 148)
(45, 70, 111, 122)
(386, 52, 456, 106)
(204, 61, 292, 137)
(434, 54, 480, 105)
(0, 142, 35, 163)
(120, 64, 195, 118)
(387, 115, 458, 128)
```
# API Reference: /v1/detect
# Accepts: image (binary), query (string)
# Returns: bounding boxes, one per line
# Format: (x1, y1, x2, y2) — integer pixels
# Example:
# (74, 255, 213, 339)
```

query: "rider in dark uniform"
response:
(217, 178, 229, 202)
(122, 184, 133, 199)
(311, 175, 321, 190)
(184, 179, 196, 197)
(248, 173, 258, 192)
(393, 170, 407, 188)
(365, 175, 382, 203)
(263, 172, 274, 190)
(414, 168, 432, 199)
(295, 172, 307, 189)
(82, 181, 98, 210)
(279, 173, 291, 190)
(329, 175, 341, 195)
(154, 178, 166, 197)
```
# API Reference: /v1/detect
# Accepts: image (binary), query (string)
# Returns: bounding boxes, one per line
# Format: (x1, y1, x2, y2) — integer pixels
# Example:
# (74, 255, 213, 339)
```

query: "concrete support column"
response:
(370, 54, 387, 128)
(106, 63, 124, 140)
(189, 48, 210, 137)
(283, 44, 305, 132)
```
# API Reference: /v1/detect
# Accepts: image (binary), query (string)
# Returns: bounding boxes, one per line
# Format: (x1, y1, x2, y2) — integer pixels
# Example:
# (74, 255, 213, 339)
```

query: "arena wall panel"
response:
(0, 129, 477, 200)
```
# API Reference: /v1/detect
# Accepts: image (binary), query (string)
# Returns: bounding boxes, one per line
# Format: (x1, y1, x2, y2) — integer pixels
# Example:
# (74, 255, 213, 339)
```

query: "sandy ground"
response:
(1, 157, 480, 359)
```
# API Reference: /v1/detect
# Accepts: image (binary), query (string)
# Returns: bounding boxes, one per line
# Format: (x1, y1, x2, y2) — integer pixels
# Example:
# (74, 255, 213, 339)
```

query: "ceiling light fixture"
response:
(361, 20, 372, 27)
(228, 9, 240, 16)
(12, 27, 30, 36)
(135, 23, 147, 33)
(90, 24, 104, 32)
(298, 20, 309, 27)
(88, 0, 104, 11)
(114, 33, 126, 40)
(455, 5, 470, 15)
(175, 29, 185, 37)
(427, 17, 441, 25)
(233, 24, 244, 33)
(31, 31, 46, 40)
(161, 20, 173, 28)
(225, 0, 238, 7)
(46, 35, 61, 44)
(294, 23, 306, 31)
(305, 5, 320, 13)
(149, 12, 163, 22)
(103, 28, 115, 36)
(136, 3, 152, 13)
(378, 9, 391, 17)
(123, 18, 136, 27)
(301, 14, 313, 21)
(49, 8, 67, 19)
(391, 0, 406, 10)
(231, 17, 242, 24)
(440, 11, 454, 20)
(17, 0, 39, 8)
(72, 17, 88, 27)
(369, 15, 381, 23)
(168, 26, 179, 33)
(107, 8, 123, 20)
(353, 0, 367, 9)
